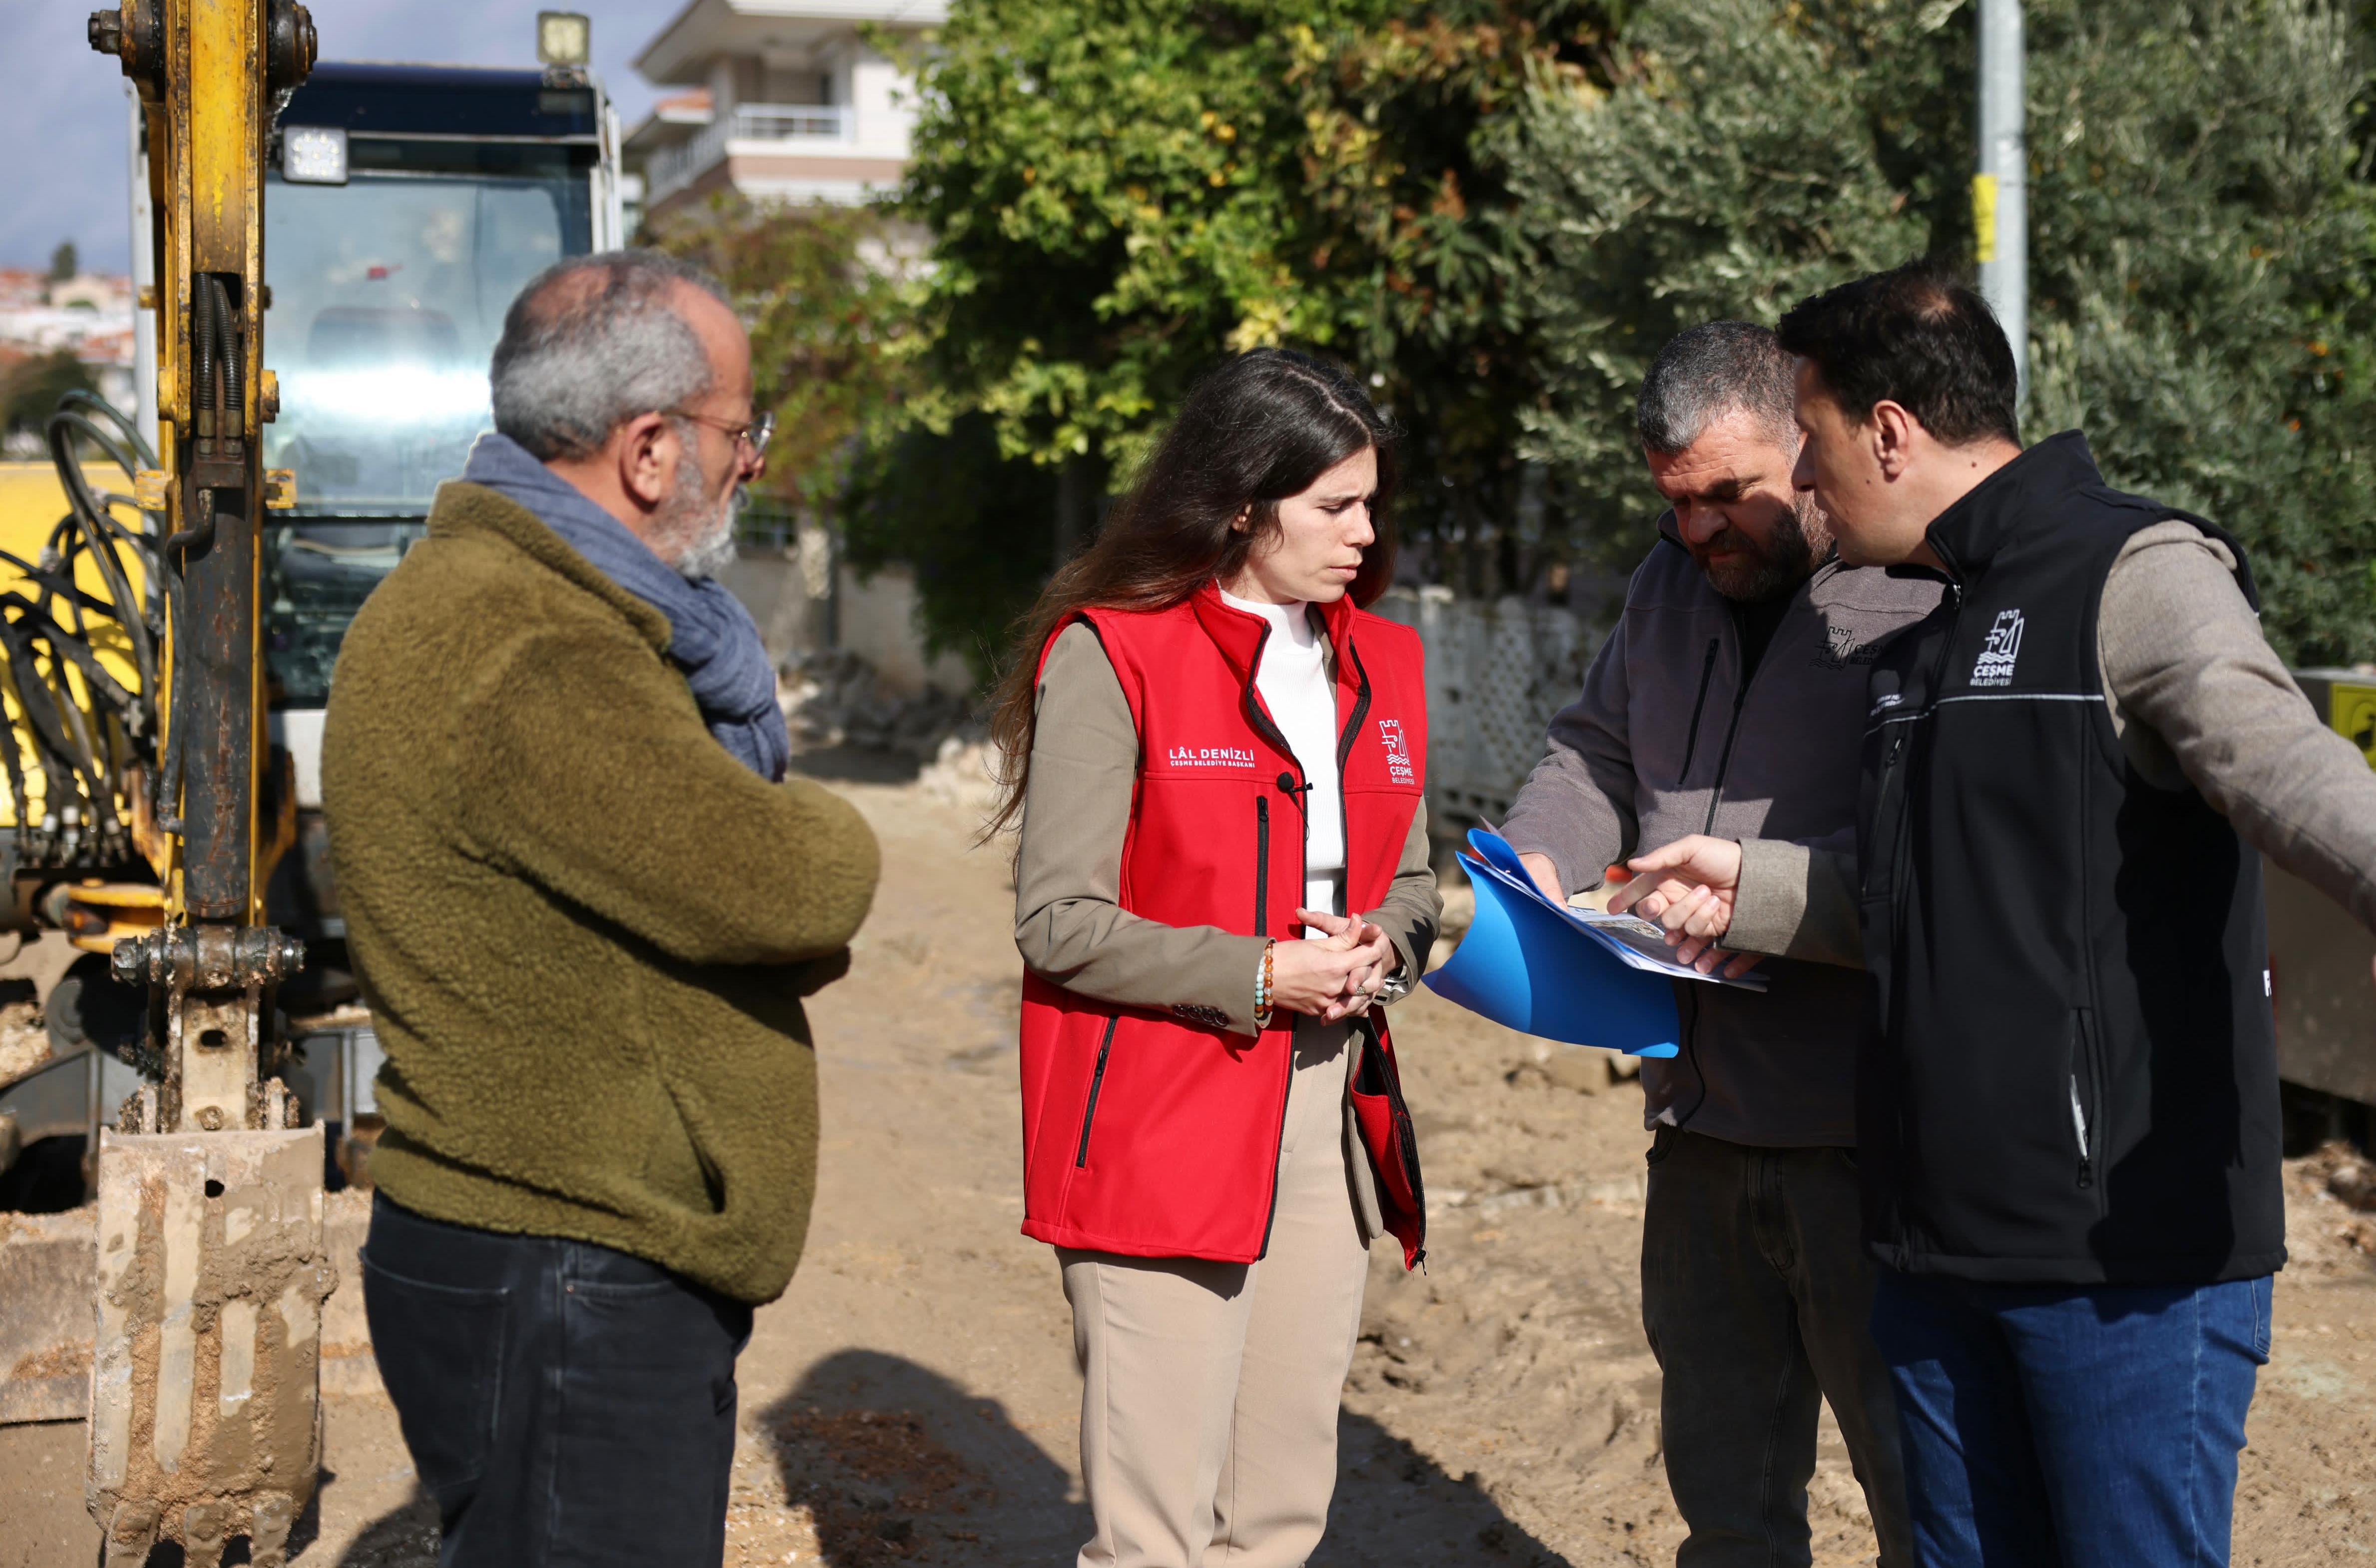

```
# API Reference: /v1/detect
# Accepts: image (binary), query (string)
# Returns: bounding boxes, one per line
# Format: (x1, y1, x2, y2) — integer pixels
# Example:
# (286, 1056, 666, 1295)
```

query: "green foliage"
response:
(0, 350, 98, 441)
(731, 0, 2376, 674)
(1510, 0, 2376, 659)
(1508, 0, 1945, 565)
(888, 0, 1621, 656)
(2020, 0, 2376, 664)
(841, 415, 1062, 682)
(1291, 3, 1618, 587)
(46, 242, 76, 283)
(900, 0, 1344, 479)
(644, 195, 926, 514)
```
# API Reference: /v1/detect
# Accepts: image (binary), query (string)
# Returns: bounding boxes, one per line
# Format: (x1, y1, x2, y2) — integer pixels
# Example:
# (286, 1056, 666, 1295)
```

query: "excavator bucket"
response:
(87, 1126, 336, 1568)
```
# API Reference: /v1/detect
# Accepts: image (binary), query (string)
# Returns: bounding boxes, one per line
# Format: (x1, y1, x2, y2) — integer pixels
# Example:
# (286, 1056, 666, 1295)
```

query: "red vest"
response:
(1018, 583, 1429, 1267)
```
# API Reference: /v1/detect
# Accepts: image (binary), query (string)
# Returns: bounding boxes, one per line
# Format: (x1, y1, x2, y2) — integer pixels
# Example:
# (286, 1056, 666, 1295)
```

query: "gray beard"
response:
(675, 503, 740, 581)
(656, 459, 742, 582)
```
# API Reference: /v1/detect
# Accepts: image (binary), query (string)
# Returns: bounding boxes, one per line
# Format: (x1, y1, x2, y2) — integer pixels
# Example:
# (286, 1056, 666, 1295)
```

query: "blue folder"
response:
(1422, 828, 1684, 1057)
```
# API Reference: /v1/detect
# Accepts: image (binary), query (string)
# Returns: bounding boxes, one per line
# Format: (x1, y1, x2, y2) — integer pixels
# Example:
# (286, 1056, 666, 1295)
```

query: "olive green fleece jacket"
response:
(321, 479, 880, 1305)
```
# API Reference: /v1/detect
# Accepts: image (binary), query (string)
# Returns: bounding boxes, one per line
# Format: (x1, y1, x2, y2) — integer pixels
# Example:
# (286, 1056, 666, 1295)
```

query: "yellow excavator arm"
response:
(80, 3, 330, 1565)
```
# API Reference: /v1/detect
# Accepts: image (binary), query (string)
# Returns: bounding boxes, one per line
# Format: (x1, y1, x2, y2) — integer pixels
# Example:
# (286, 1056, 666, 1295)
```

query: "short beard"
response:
(675, 493, 741, 582)
(1700, 494, 1831, 603)
(652, 441, 742, 582)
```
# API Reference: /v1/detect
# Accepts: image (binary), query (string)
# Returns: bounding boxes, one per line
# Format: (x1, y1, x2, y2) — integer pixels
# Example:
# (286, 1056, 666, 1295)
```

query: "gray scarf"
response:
(462, 433, 790, 782)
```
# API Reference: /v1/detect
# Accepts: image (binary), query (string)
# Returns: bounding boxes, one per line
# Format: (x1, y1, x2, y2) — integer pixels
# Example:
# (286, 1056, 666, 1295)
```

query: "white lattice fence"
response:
(1370, 587, 1611, 833)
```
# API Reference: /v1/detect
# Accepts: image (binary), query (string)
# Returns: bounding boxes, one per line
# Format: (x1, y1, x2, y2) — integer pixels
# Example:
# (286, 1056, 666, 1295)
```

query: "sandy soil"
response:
(5, 773, 2375, 1566)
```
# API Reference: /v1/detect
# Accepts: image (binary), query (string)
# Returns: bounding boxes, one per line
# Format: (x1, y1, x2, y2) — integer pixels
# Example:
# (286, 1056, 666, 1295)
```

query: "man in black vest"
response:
(1608, 260, 2376, 1566)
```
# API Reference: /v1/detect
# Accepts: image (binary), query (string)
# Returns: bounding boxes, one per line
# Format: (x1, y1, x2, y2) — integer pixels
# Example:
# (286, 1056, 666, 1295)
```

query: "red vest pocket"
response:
(1346, 1018, 1427, 1269)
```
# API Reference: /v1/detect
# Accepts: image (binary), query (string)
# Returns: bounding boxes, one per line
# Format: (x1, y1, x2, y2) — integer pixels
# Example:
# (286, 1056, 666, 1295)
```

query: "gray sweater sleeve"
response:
(1728, 519, 2376, 961)
(1500, 624, 1636, 895)
(1013, 622, 1270, 1032)
(2100, 523, 2376, 931)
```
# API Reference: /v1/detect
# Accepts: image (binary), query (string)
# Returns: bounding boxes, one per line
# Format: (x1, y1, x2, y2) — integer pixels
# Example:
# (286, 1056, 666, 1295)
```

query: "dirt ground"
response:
(5, 772, 2376, 1566)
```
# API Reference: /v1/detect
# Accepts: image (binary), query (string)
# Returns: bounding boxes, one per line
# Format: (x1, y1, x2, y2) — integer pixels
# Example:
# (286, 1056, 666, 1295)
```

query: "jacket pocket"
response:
(1862, 725, 1914, 903)
(1074, 1015, 1120, 1168)
(2068, 1008, 2102, 1191)
(359, 1255, 508, 1511)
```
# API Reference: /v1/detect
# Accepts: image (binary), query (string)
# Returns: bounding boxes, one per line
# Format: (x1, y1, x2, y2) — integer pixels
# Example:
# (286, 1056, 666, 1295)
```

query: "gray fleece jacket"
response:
(1500, 519, 1941, 1146)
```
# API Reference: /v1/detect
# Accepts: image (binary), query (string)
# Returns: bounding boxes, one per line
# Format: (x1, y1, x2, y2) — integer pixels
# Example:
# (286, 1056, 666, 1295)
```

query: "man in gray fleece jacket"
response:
(1501, 323, 1932, 1567)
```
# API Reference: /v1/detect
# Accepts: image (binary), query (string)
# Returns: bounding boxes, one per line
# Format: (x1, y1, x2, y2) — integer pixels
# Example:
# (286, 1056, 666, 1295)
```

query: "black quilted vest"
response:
(1856, 431, 2284, 1285)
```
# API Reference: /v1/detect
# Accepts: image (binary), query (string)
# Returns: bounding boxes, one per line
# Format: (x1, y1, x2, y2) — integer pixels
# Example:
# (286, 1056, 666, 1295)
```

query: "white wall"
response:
(847, 45, 917, 156)
(834, 563, 971, 697)
(718, 542, 971, 699)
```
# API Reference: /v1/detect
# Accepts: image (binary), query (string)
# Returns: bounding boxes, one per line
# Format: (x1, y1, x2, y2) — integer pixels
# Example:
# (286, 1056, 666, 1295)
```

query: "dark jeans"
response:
(1870, 1267, 2271, 1568)
(361, 1194, 755, 1568)
(1643, 1129, 1913, 1568)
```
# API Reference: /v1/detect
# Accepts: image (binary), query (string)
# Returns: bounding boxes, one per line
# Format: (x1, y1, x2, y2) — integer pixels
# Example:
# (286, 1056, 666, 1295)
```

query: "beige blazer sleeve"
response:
(1013, 623, 1272, 1032)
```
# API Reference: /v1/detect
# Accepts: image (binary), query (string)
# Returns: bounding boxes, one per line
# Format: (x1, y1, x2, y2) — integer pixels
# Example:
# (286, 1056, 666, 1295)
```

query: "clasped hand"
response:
(1270, 909, 1399, 1023)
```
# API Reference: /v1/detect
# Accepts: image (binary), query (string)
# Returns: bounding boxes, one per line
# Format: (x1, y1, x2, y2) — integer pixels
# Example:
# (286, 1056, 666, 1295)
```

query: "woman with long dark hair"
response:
(996, 349, 1441, 1567)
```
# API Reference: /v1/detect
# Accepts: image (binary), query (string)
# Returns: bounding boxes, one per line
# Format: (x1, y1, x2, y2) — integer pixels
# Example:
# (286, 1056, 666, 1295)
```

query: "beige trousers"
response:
(1058, 1019, 1373, 1568)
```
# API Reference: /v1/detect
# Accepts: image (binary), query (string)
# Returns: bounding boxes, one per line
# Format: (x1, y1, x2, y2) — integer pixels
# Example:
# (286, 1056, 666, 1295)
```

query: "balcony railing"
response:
(646, 103, 856, 204)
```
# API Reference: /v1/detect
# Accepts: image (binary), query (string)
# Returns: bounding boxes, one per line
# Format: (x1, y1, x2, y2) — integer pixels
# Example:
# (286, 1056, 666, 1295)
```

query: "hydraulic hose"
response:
(22, 388, 169, 860)
(191, 278, 216, 433)
(44, 413, 157, 695)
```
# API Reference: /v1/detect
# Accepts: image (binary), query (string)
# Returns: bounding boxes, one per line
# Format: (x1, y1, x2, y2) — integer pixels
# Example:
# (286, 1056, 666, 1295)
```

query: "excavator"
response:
(61, 4, 328, 1559)
(0, 3, 621, 1562)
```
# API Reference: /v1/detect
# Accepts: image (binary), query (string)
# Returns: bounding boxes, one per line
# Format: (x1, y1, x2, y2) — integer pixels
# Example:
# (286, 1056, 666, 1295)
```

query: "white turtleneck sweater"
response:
(1219, 588, 1344, 937)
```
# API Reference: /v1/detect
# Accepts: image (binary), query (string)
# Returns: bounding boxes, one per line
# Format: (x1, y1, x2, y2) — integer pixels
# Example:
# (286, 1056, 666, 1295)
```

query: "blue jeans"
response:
(1869, 1267, 2272, 1568)
(361, 1194, 755, 1568)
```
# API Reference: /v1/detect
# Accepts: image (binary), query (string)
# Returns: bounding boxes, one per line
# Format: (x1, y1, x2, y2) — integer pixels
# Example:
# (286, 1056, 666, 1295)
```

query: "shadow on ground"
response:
(756, 1348, 1083, 1565)
(764, 1350, 1570, 1567)
(1317, 1415, 1572, 1567)
(333, 1485, 436, 1568)
(328, 1349, 1569, 1566)
(789, 746, 923, 785)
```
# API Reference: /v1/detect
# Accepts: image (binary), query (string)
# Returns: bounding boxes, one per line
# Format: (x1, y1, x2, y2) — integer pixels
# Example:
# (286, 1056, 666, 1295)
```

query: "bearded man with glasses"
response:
(321, 250, 879, 1568)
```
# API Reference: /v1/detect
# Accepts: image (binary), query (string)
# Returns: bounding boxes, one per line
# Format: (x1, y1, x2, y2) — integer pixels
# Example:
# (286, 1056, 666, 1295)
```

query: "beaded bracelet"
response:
(1253, 939, 1276, 1030)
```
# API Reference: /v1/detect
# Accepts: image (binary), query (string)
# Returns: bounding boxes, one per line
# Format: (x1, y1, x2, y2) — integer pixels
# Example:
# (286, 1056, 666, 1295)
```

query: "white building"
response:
(624, 0, 945, 224)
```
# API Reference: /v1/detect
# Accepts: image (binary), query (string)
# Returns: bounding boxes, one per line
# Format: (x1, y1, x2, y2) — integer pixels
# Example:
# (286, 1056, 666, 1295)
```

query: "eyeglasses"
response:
(666, 407, 775, 459)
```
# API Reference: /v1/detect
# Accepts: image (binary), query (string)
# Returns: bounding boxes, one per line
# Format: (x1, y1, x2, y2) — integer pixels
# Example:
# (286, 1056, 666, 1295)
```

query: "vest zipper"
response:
(1331, 640, 1374, 928)
(1870, 582, 1964, 903)
(1258, 618, 1365, 1264)
(1359, 1020, 1429, 1264)
(2069, 1007, 2101, 1190)
(2067, 1077, 2092, 1189)
(1677, 637, 1720, 781)
(1253, 797, 1270, 936)
(1336, 641, 1374, 768)
(1074, 1015, 1120, 1168)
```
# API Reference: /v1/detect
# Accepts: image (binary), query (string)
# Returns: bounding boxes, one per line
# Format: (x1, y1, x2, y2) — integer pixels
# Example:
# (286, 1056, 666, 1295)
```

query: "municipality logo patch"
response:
(1971, 609, 2024, 688)
(1377, 718, 1416, 784)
